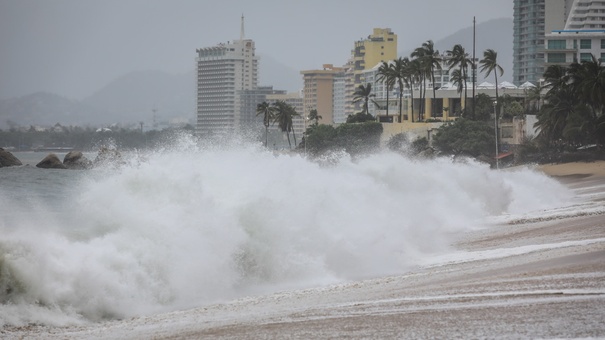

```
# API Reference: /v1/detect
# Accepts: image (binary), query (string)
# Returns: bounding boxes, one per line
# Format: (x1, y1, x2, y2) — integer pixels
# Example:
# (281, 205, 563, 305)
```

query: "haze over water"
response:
(0, 138, 572, 326)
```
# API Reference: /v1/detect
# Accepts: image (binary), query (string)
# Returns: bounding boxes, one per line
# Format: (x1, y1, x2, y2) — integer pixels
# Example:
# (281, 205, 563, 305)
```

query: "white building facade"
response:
(544, 0, 605, 66)
(195, 18, 259, 136)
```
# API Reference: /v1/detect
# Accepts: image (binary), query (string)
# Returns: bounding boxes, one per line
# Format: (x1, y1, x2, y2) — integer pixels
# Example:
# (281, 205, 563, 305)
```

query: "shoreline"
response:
(537, 160, 605, 178)
(3, 161, 605, 339)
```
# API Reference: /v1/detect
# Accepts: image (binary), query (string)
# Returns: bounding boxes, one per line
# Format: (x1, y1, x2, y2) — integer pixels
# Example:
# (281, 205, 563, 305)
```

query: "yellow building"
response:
(347, 28, 397, 116)
(300, 64, 345, 125)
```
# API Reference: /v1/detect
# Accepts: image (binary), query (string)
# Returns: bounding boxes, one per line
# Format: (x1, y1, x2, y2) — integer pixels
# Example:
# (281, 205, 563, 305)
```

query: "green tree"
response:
(449, 69, 464, 115)
(474, 93, 495, 121)
(376, 61, 396, 118)
(535, 55, 605, 147)
(308, 109, 322, 126)
(479, 49, 504, 119)
(353, 83, 376, 116)
(411, 45, 427, 120)
(272, 100, 299, 149)
(336, 122, 383, 156)
(446, 44, 471, 115)
(433, 118, 495, 157)
(417, 40, 442, 118)
(305, 124, 337, 155)
(256, 101, 275, 147)
(407, 58, 424, 122)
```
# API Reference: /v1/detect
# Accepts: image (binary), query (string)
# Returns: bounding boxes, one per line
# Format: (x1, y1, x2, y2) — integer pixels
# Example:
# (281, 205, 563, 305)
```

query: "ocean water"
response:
(0, 139, 574, 326)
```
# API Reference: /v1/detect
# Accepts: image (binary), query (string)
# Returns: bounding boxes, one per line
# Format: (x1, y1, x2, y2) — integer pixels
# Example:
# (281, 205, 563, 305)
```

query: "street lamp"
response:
(493, 100, 499, 170)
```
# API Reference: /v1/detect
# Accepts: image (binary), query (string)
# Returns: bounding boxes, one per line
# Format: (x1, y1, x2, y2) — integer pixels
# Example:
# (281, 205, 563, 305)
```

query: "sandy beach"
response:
(3, 161, 605, 339)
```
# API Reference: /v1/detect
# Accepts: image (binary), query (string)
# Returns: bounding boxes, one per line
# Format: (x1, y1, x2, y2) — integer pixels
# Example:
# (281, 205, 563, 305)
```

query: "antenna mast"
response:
(240, 14, 245, 40)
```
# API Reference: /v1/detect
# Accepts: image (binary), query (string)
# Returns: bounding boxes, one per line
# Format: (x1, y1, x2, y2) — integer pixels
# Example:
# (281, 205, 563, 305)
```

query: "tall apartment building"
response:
(300, 64, 346, 125)
(513, 0, 574, 85)
(195, 16, 259, 136)
(346, 28, 398, 116)
(545, 0, 605, 67)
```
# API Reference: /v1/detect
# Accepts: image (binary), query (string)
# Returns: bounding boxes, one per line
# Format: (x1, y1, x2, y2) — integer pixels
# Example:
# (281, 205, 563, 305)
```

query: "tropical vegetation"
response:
(534, 55, 605, 148)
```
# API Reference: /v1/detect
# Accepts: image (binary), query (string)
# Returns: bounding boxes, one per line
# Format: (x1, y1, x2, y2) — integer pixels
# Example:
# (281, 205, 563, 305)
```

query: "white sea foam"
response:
(0, 140, 573, 326)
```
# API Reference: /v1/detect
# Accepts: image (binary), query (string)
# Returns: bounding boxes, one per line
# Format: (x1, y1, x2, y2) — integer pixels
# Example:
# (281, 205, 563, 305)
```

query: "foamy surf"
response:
(0, 141, 573, 326)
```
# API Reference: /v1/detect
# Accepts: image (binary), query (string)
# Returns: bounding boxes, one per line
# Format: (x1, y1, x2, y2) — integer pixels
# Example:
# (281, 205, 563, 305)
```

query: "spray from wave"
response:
(0, 137, 572, 326)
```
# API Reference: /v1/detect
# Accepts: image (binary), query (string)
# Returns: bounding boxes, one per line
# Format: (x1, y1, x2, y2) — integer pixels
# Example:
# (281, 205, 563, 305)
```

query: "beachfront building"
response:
(195, 16, 259, 136)
(513, 0, 574, 85)
(300, 64, 346, 125)
(365, 54, 460, 122)
(544, 0, 605, 66)
(346, 28, 398, 117)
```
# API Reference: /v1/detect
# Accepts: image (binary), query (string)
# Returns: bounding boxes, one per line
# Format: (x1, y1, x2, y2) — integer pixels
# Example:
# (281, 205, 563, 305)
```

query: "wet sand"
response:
(4, 162, 605, 339)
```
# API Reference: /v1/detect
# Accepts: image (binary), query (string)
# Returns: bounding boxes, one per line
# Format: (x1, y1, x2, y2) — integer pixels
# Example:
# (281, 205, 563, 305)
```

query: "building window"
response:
(601, 39, 605, 49)
(580, 53, 592, 62)
(547, 40, 566, 49)
(601, 53, 605, 62)
(580, 39, 591, 49)
(547, 53, 566, 63)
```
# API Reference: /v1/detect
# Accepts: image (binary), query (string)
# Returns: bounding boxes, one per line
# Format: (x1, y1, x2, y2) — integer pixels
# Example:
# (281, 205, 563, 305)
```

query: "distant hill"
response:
(258, 54, 302, 92)
(0, 92, 101, 129)
(401, 18, 513, 84)
(0, 19, 512, 129)
(82, 70, 195, 125)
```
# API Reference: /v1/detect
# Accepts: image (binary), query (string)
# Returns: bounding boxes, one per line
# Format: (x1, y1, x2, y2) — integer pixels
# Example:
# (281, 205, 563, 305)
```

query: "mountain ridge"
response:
(0, 18, 514, 129)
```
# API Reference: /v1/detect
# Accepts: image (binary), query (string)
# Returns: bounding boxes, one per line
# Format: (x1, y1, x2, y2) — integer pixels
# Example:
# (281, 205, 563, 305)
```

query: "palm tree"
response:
(393, 57, 409, 122)
(526, 83, 545, 113)
(272, 100, 299, 149)
(376, 61, 396, 118)
(353, 83, 376, 115)
(256, 101, 275, 147)
(411, 46, 427, 120)
(479, 49, 504, 119)
(446, 44, 470, 116)
(577, 55, 605, 118)
(407, 59, 424, 122)
(308, 109, 322, 126)
(542, 64, 568, 96)
(449, 69, 464, 115)
(419, 40, 442, 118)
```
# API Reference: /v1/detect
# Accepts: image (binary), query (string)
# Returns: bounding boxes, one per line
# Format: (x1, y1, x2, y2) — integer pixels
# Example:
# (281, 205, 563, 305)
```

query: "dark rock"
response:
(94, 147, 124, 168)
(36, 153, 67, 169)
(63, 151, 92, 169)
(0, 148, 23, 167)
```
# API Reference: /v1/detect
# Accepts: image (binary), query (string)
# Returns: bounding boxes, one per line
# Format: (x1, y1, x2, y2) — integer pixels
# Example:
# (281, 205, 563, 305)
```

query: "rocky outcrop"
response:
(94, 147, 124, 168)
(36, 153, 67, 169)
(0, 148, 22, 167)
(63, 151, 92, 170)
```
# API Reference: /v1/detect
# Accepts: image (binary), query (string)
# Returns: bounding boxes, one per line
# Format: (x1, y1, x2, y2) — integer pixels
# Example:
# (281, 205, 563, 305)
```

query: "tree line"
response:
(351, 41, 504, 122)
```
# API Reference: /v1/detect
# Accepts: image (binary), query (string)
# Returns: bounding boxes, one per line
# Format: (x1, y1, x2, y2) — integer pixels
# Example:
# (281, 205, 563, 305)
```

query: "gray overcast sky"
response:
(0, 0, 513, 100)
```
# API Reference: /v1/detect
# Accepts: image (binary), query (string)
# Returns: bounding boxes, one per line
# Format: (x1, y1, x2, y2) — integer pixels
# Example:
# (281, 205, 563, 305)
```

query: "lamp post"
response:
(493, 100, 499, 170)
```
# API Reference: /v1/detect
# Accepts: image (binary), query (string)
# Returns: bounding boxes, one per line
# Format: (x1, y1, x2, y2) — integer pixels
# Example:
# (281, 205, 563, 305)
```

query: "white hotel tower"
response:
(195, 16, 259, 136)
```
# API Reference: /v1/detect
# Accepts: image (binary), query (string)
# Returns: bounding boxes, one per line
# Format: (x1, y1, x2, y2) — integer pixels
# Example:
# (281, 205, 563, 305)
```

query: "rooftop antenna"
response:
(240, 14, 245, 40)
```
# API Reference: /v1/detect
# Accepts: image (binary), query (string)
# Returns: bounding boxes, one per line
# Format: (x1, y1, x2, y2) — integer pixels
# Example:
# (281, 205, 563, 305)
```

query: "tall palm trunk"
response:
(385, 89, 389, 117)
(432, 73, 437, 118)
(409, 81, 415, 122)
(463, 66, 468, 117)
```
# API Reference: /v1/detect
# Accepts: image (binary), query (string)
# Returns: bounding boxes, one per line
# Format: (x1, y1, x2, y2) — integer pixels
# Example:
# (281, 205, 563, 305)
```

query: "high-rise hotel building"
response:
(513, 0, 574, 85)
(544, 0, 605, 66)
(347, 28, 397, 116)
(195, 17, 259, 136)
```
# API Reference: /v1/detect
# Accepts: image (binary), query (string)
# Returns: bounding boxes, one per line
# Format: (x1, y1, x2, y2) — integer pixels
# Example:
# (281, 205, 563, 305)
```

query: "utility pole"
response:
(472, 16, 476, 119)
